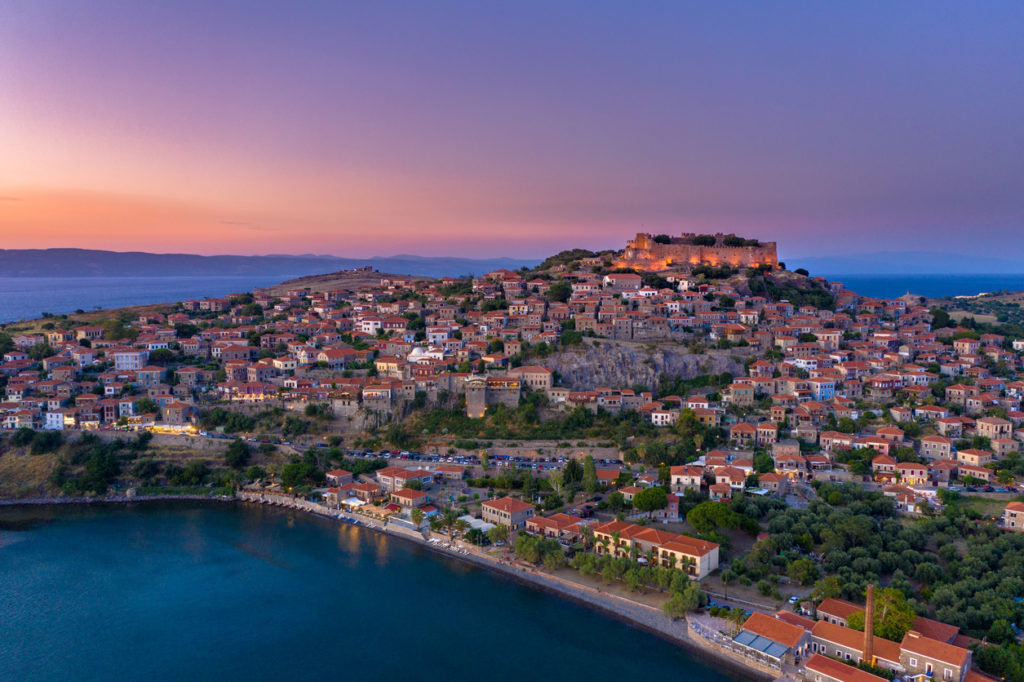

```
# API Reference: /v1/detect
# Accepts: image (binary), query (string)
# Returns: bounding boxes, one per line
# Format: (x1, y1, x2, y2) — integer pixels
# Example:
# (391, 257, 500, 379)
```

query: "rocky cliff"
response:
(539, 340, 750, 391)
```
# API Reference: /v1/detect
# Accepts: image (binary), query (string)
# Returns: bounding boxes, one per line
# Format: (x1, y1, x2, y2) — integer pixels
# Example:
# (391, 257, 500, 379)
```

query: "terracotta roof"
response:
(816, 598, 863, 621)
(912, 616, 959, 644)
(482, 496, 534, 514)
(804, 654, 886, 682)
(775, 610, 815, 630)
(633, 528, 678, 545)
(810, 620, 901, 664)
(900, 630, 970, 668)
(391, 488, 427, 500)
(527, 513, 581, 531)
(740, 611, 807, 648)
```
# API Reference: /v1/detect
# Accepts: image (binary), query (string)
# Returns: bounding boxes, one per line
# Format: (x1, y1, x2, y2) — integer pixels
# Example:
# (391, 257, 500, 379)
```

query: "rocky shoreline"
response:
(0, 493, 768, 681)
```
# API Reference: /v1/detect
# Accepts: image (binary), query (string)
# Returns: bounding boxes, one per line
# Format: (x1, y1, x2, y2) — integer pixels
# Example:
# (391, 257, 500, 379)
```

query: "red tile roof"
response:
(482, 496, 534, 514)
(804, 654, 886, 682)
(740, 611, 807, 648)
(900, 630, 970, 668)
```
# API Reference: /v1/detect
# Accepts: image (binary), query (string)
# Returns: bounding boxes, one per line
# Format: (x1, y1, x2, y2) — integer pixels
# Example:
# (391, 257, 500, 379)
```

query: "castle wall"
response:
(620, 233, 777, 271)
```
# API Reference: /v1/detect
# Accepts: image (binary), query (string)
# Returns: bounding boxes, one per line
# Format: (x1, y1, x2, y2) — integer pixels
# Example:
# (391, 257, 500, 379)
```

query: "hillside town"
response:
(3, 233, 1024, 682)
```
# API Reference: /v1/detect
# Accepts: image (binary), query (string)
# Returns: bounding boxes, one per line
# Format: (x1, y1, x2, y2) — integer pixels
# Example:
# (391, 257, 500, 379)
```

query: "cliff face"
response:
(538, 341, 750, 391)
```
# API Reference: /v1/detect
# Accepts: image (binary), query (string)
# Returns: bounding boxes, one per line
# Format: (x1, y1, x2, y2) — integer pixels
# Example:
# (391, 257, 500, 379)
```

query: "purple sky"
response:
(1, 1, 1022, 260)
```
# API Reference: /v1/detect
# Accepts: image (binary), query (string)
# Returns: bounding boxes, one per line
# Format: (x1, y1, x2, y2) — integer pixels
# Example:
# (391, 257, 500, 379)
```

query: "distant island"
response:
(0, 248, 541, 279)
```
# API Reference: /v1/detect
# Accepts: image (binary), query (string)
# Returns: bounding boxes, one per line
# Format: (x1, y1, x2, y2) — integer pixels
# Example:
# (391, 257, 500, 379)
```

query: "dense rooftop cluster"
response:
(3, 253, 1024, 682)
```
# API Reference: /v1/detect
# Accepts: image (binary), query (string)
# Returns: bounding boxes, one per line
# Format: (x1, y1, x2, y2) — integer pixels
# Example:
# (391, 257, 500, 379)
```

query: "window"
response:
(909, 658, 917, 667)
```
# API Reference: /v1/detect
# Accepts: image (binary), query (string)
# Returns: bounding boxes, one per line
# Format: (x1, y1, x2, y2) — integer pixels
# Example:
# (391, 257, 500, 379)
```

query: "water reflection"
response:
(336, 525, 362, 569)
(373, 533, 391, 568)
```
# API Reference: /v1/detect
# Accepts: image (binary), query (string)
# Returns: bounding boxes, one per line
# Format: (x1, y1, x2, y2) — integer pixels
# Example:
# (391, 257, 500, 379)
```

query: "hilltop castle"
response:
(615, 232, 778, 272)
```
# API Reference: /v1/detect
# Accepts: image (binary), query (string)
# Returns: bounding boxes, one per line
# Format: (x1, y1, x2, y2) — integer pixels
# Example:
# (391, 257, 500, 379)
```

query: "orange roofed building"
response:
(481, 496, 535, 529)
(590, 519, 719, 578)
(805, 653, 887, 682)
(732, 611, 811, 667)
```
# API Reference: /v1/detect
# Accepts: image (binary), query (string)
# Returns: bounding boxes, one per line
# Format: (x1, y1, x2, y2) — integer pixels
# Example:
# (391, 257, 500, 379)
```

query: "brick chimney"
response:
(862, 584, 875, 665)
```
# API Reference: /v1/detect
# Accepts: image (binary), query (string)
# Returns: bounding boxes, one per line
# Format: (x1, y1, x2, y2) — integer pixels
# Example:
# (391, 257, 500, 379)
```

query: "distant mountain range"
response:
(787, 251, 1024, 276)
(0, 249, 540, 279)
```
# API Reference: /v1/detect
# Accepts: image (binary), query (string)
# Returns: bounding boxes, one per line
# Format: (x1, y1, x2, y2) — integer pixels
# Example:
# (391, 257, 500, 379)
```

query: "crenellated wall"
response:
(617, 233, 778, 271)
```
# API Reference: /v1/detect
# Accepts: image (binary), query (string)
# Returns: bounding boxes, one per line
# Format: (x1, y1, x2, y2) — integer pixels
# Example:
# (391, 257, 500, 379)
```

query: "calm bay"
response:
(0, 502, 738, 682)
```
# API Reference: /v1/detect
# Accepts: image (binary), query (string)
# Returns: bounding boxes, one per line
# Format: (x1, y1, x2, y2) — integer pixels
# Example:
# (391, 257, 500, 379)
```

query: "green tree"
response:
(130, 457, 159, 479)
(245, 465, 266, 481)
(930, 308, 951, 329)
(225, 437, 251, 469)
(521, 474, 538, 501)
(988, 619, 1015, 646)
(633, 486, 668, 518)
(0, 332, 14, 355)
(663, 581, 702, 619)
(787, 557, 819, 586)
(487, 524, 509, 545)
(582, 455, 599, 494)
(410, 508, 425, 527)
(847, 588, 916, 642)
(563, 458, 583, 488)
(442, 508, 458, 541)
(135, 397, 159, 416)
(29, 430, 63, 455)
(811, 575, 842, 602)
(281, 461, 325, 489)
(148, 348, 175, 364)
(547, 281, 571, 303)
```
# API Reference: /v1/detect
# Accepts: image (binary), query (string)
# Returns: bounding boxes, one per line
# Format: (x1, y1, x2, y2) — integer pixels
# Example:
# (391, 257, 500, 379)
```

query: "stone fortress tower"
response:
(616, 232, 778, 272)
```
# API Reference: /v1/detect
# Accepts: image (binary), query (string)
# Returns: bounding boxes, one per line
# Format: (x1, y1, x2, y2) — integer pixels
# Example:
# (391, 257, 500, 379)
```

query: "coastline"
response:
(0, 493, 769, 681)
(0, 494, 235, 507)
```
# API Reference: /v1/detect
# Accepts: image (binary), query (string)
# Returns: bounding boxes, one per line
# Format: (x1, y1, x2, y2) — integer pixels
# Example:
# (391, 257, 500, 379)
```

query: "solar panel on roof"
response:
(732, 630, 791, 660)
(733, 631, 757, 646)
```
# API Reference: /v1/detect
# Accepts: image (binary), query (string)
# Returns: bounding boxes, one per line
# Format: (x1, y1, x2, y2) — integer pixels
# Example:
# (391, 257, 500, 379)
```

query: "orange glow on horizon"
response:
(0, 188, 601, 257)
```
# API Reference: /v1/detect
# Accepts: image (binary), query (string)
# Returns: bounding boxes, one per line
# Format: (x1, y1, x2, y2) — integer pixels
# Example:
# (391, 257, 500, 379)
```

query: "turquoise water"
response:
(824, 274, 1024, 299)
(0, 503, 736, 682)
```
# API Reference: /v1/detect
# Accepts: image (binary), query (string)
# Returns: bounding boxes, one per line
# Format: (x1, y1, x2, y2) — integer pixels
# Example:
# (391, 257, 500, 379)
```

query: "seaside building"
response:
(481, 497, 535, 530)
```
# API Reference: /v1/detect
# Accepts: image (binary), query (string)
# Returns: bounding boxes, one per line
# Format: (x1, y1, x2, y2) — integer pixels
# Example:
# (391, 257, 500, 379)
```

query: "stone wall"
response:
(619, 233, 778, 271)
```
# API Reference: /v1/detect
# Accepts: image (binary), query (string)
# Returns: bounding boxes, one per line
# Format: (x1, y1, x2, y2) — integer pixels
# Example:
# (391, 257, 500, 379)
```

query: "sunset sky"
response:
(2, 2, 1023, 260)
